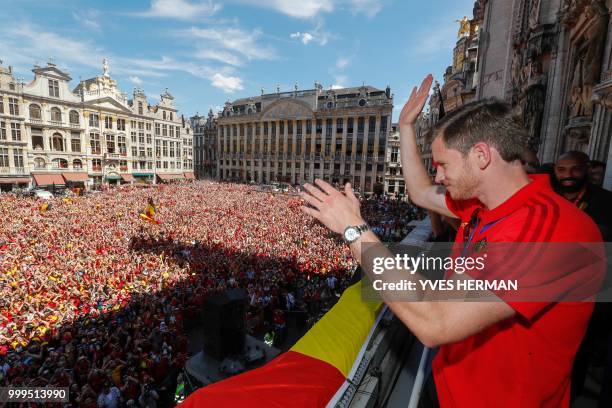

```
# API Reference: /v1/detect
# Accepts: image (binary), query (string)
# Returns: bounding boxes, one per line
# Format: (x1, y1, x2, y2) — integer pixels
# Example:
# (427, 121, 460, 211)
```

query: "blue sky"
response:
(0, 0, 475, 120)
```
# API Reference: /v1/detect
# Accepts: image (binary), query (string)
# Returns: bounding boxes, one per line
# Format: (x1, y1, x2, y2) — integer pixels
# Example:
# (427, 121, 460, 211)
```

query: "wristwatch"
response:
(343, 223, 370, 244)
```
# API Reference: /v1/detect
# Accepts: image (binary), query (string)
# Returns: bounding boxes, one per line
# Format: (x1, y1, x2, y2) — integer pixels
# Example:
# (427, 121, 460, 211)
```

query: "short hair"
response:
(433, 99, 528, 162)
(557, 150, 589, 165)
(589, 160, 606, 170)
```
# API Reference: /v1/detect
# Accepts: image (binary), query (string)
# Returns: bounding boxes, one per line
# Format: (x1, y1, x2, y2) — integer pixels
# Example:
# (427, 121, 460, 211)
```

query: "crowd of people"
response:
(0, 180, 418, 406)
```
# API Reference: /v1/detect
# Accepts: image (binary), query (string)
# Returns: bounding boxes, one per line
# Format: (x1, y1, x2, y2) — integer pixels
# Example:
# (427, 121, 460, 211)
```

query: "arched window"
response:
(29, 104, 42, 120)
(52, 133, 64, 151)
(50, 107, 62, 122)
(69, 110, 79, 124)
(34, 157, 46, 169)
(73, 159, 83, 169)
(52, 158, 68, 169)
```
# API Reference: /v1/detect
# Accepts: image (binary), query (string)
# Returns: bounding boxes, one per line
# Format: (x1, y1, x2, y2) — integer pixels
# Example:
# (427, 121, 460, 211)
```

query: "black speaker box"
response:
(202, 288, 248, 360)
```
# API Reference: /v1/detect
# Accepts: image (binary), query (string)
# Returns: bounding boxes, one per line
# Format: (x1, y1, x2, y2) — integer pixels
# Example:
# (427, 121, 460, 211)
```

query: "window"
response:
(71, 134, 81, 153)
(117, 118, 125, 131)
(52, 133, 64, 151)
(92, 159, 102, 171)
(12, 149, 23, 168)
(138, 101, 143, 115)
(169, 126, 175, 138)
(105, 116, 112, 129)
(146, 134, 152, 144)
(89, 113, 99, 127)
(50, 107, 62, 122)
(138, 122, 144, 130)
(176, 126, 180, 136)
(29, 104, 42, 119)
(347, 118, 354, 133)
(90, 133, 101, 154)
(316, 119, 322, 134)
(162, 124, 167, 136)
(162, 141, 168, 156)
(147, 148, 152, 158)
(138, 132, 145, 144)
(48, 79, 59, 97)
(358, 117, 365, 133)
(163, 111, 166, 120)
(73, 159, 83, 169)
(0, 148, 8, 167)
(390, 147, 399, 163)
(380, 116, 388, 133)
(146, 123, 151, 131)
(106, 134, 115, 154)
(155, 123, 161, 135)
(9, 98, 19, 115)
(132, 147, 137, 157)
(69, 110, 79, 124)
(130, 120, 136, 128)
(10, 123, 21, 141)
(118, 136, 127, 155)
(0, 122, 5, 140)
(34, 157, 46, 169)
(170, 112, 173, 121)
(0, 99, 3, 114)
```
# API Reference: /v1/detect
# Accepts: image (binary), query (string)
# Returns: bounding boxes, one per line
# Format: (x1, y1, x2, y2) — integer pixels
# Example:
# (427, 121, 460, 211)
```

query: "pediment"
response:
(261, 99, 314, 120)
(85, 97, 132, 113)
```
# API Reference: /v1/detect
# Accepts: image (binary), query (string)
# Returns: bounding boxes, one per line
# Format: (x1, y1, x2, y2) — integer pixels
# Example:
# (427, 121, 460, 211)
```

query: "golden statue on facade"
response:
(455, 16, 471, 39)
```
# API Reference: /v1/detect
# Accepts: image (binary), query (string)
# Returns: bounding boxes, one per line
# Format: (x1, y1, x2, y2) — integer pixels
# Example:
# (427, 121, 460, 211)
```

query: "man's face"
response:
(432, 137, 479, 200)
(554, 157, 588, 193)
(588, 165, 604, 186)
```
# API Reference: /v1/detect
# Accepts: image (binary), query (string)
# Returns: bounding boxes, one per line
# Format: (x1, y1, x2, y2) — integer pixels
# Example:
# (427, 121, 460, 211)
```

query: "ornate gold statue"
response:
(455, 16, 471, 39)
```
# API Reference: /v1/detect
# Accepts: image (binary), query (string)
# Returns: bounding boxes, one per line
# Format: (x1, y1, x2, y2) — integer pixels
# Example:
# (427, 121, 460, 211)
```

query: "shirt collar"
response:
(479, 174, 551, 224)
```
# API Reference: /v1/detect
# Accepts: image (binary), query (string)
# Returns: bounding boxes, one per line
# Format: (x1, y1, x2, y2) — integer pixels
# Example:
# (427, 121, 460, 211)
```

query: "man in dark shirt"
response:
(554, 151, 612, 241)
(555, 151, 612, 404)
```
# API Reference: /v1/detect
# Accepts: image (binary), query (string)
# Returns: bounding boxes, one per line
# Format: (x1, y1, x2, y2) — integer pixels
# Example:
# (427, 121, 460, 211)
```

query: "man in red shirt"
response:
(299, 75, 605, 407)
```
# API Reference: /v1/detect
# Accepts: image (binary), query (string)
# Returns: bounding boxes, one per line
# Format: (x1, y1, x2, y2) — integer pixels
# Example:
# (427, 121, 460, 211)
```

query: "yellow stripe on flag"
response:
(290, 280, 382, 377)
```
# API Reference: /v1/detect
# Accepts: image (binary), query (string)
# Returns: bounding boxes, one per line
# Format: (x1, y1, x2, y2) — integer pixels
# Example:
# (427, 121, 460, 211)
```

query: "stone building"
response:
(383, 124, 406, 197)
(422, 0, 612, 189)
(191, 109, 218, 179)
(0, 59, 194, 191)
(216, 84, 392, 193)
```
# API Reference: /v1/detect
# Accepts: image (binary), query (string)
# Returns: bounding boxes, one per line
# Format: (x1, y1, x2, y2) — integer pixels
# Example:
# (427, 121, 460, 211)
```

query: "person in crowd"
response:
(554, 151, 612, 240)
(588, 160, 606, 187)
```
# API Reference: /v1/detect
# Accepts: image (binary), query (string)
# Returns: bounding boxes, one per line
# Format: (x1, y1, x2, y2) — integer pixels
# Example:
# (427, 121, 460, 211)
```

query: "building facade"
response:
(383, 124, 406, 197)
(0, 59, 193, 191)
(216, 84, 392, 193)
(420, 0, 612, 189)
(191, 109, 218, 179)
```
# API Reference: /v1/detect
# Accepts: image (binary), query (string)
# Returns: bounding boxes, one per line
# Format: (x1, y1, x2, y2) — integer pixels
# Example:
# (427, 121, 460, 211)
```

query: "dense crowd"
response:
(0, 181, 418, 407)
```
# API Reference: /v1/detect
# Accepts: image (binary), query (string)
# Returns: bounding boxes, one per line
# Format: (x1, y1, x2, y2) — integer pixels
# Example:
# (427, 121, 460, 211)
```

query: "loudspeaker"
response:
(202, 288, 248, 360)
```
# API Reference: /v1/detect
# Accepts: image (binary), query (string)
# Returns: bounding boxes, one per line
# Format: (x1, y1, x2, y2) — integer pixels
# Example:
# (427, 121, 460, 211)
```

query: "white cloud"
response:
(332, 74, 348, 89)
(348, 0, 383, 17)
(290, 32, 314, 45)
(239, 0, 334, 19)
(135, 0, 221, 20)
(336, 57, 350, 69)
(128, 76, 143, 85)
(211, 73, 244, 93)
(195, 49, 244, 66)
(289, 22, 330, 46)
(72, 10, 102, 32)
(178, 27, 277, 64)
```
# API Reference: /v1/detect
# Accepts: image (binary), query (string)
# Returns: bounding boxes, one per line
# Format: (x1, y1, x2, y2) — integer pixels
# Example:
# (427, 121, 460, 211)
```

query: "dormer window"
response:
(48, 79, 59, 97)
(163, 110, 166, 120)
(138, 102, 143, 115)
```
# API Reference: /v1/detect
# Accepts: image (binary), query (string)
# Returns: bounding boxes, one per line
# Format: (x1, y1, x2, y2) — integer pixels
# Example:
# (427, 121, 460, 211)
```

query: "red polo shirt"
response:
(433, 174, 604, 407)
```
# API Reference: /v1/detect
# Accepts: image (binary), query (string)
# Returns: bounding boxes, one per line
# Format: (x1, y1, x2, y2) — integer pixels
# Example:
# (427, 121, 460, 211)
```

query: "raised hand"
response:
(399, 74, 434, 126)
(299, 179, 364, 235)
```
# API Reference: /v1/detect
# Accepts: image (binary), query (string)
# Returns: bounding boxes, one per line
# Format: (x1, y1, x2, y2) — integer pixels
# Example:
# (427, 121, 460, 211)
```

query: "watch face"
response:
(344, 227, 360, 242)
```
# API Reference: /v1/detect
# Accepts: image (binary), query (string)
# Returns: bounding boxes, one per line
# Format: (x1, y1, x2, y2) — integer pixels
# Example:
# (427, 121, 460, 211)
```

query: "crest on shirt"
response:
(472, 237, 488, 253)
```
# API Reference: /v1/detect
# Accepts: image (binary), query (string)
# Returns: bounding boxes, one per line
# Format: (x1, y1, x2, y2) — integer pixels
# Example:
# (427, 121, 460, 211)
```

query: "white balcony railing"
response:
(0, 167, 27, 175)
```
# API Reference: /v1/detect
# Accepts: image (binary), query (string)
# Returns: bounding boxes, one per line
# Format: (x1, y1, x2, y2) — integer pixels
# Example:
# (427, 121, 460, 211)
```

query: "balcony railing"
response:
(49, 120, 63, 127)
(0, 167, 27, 175)
(69, 123, 80, 128)
(29, 118, 43, 125)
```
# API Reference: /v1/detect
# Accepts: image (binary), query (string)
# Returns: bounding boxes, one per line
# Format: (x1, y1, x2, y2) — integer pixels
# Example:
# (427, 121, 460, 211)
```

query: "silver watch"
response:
(343, 224, 370, 243)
